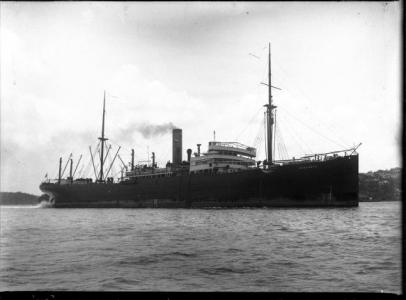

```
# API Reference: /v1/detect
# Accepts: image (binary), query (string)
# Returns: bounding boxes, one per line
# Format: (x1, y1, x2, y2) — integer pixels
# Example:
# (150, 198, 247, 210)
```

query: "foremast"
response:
(98, 91, 108, 182)
(265, 43, 276, 167)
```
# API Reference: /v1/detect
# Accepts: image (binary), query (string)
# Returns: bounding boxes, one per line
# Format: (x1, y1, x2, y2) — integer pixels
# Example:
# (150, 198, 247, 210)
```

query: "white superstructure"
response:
(189, 141, 257, 174)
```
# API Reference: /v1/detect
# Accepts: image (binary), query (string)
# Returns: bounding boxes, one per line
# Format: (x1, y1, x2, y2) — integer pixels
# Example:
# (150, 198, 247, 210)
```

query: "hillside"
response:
(359, 167, 401, 201)
(0, 192, 40, 205)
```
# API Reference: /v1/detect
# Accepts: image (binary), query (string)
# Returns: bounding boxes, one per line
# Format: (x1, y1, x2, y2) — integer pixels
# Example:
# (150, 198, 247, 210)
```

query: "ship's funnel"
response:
(131, 149, 135, 171)
(152, 152, 155, 168)
(187, 149, 192, 163)
(172, 128, 182, 165)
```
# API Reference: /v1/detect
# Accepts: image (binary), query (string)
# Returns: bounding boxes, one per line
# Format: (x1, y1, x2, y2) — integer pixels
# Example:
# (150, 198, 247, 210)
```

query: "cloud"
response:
(0, 129, 97, 194)
(105, 64, 207, 134)
(0, 2, 401, 194)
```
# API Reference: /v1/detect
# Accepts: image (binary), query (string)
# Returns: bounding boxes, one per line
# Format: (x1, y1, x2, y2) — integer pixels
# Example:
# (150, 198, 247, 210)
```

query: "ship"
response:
(39, 44, 360, 208)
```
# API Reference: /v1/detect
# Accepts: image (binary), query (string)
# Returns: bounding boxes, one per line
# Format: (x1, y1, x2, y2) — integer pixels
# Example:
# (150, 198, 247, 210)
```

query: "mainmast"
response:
(265, 43, 276, 166)
(98, 91, 108, 182)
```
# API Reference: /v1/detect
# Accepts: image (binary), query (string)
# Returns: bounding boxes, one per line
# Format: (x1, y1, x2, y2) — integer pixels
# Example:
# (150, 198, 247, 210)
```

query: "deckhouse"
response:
(190, 141, 256, 174)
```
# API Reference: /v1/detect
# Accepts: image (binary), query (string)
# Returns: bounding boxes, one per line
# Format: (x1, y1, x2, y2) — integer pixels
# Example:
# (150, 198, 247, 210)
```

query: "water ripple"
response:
(0, 202, 401, 292)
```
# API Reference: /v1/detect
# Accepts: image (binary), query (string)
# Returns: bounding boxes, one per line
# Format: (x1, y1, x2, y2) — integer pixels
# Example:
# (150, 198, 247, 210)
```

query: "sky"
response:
(0, 2, 401, 195)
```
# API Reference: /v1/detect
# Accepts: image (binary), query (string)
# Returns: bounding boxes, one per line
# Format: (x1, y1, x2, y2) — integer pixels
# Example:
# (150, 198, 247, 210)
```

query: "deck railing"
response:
(208, 142, 256, 157)
(272, 146, 359, 165)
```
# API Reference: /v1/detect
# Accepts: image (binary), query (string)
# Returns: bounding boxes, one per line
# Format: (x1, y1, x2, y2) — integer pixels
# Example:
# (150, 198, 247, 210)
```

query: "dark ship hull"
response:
(39, 154, 358, 208)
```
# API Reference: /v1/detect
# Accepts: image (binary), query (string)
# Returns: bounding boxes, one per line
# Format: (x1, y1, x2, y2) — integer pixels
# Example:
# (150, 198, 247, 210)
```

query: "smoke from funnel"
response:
(118, 122, 177, 139)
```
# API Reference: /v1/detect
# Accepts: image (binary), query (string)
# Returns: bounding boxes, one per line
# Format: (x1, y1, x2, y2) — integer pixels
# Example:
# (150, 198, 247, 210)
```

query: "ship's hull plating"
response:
(39, 155, 359, 208)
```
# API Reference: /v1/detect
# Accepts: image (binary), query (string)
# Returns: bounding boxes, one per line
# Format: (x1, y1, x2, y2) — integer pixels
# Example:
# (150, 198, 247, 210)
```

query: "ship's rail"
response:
(41, 178, 95, 184)
(272, 146, 360, 165)
(41, 171, 176, 185)
(208, 141, 256, 157)
(126, 171, 173, 179)
(192, 153, 255, 163)
(41, 179, 56, 184)
(126, 167, 168, 177)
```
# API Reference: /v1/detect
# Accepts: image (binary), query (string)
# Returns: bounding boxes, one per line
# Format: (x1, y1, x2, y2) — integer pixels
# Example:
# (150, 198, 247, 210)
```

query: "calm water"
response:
(0, 202, 401, 292)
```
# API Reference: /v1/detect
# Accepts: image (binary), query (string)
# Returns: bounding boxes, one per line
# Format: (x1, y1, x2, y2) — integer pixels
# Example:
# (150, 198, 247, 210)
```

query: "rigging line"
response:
(77, 164, 85, 178)
(76, 162, 83, 178)
(84, 144, 99, 178)
(252, 129, 262, 149)
(91, 142, 100, 157)
(263, 111, 267, 161)
(82, 153, 92, 177)
(82, 157, 93, 178)
(258, 115, 265, 159)
(275, 123, 281, 160)
(277, 141, 284, 160)
(106, 91, 119, 99)
(109, 148, 119, 179)
(277, 121, 289, 159)
(61, 153, 73, 178)
(274, 60, 315, 105)
(107, 153, 114, 179)
(282, 138, 289, 159)
(273, 72, 350, 148)
(256, 121, 264, 153)
(252, 114, 264, 158)
(273, 62, 299, 93)
(277, 143, 283, 160)
(80, 152, 90, 177)
(279, 126, 289, 159)
(281, 88, 349, 148)
(108, 139, 122, 148)
(89, 146, 98, 180)
(272, 60, 349, 147)
(105, 93, 132, 104)
(278, 111, 309, 155)
(275, 124, 280, 160)
(50, 157, 60, 180)
(255, 137, 263, 158)
(285, 114, 313, 154)
(278, 106, 319, 152)
(273, 109, 277, 162)
(280, 107, 346, 149)
(249, 53, 260, 59)
(278, 141, 285, 160)
(234, 106, 264, 140)
(94, 145, 102, 179)
(275, 135, 280, 160)
(104, 149, 111, 175)
(95, 162, 101, 179)
(251, 113, 265, 147)
(111, 157, 117, 178)
(276, 123, 286, 160)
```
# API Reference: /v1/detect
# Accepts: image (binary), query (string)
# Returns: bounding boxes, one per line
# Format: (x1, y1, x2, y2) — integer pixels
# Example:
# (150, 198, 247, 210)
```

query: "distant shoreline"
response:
(0, 192, 40, 206)
(0, 204, 40, 206)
